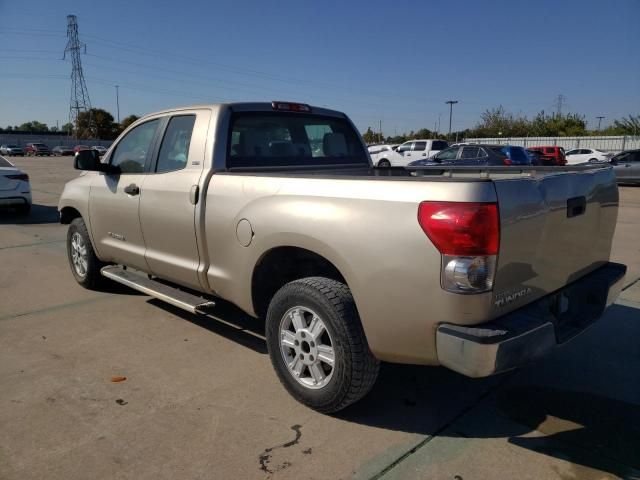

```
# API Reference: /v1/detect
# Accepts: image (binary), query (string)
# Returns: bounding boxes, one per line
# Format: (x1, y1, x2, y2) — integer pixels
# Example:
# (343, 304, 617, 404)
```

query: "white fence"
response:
(463, 136, 640, 153)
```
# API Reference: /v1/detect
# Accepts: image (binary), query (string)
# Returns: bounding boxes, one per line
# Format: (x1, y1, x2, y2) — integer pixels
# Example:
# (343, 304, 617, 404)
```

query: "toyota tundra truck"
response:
(58, 101, 626, 413)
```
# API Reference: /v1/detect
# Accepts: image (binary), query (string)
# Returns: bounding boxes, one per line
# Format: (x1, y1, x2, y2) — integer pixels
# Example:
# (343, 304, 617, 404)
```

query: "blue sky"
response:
(1, 0, 638, 135)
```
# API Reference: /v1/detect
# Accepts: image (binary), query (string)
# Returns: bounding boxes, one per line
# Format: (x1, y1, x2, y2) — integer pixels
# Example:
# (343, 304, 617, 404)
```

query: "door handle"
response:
(124, 184, 140, 196)
(625, 164, 632, 168)
(422, 153, 427, 156)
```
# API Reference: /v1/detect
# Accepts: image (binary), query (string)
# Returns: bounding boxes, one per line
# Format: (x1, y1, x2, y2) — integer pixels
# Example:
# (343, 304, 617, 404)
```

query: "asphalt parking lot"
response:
(1, 155, 639, 480)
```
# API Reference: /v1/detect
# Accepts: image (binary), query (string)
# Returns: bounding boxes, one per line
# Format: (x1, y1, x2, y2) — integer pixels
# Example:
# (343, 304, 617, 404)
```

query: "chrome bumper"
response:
(436, 262, 627, 378)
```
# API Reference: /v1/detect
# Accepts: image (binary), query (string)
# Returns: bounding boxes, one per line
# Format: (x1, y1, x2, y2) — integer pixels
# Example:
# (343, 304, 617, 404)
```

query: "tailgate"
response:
(491, 166, 619, 316)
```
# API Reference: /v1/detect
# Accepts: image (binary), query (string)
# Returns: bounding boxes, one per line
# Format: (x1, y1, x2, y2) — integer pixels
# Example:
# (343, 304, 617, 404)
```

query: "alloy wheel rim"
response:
(70, 232, 88, 277)
(279, 306, 335, 390)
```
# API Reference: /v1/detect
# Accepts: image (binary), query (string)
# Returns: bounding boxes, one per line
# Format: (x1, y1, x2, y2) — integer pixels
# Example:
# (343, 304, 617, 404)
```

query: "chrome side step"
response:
(101, 265, 215, 314)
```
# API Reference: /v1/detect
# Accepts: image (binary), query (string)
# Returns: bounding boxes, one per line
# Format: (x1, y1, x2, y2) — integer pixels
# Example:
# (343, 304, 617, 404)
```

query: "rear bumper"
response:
(0, 193, 32, 207)
(436, 262, 627, 378)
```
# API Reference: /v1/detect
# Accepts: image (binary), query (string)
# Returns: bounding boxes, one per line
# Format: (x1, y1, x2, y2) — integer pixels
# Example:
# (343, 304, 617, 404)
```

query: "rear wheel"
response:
(67, 217, 107, 289)
(378, 159, 391, 168)
(265, 277, 379, 413)
(588, 158, 598, 163)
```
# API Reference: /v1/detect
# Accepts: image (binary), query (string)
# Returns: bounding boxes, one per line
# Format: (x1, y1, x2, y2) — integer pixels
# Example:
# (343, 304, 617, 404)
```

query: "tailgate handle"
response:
(567, 196, 586, 218)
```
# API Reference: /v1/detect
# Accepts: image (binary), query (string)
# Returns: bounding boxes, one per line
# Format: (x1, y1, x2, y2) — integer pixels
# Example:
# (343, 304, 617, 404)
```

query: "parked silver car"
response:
(0, 144, 24, 156)
(611, 149, 640, 184)
(0, 156, 31, 214)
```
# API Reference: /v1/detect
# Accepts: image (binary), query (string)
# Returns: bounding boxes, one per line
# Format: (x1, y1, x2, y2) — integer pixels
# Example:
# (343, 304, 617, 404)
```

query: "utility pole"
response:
(115, 85, 120, 124)
(596, 116, 604, 132)
(379, 119, 382, 143)
(64, 14, 92, 139)
(445, 100, 458, 140)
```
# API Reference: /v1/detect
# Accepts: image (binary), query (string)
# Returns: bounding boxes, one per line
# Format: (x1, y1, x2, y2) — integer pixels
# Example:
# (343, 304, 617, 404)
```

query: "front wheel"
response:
(67, 217, 107, 289)
(265, 277, 379, 413)
(377, 159, 391, 168)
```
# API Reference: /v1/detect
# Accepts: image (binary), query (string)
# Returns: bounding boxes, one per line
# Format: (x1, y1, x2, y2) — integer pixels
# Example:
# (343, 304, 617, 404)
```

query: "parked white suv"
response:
(565, 148, 612, 165)
(378, 139, 448, 167)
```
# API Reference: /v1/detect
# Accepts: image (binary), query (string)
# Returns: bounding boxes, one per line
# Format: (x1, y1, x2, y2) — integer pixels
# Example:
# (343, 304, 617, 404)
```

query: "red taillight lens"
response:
(418, 202, 499, 256)
(7, 174, 29, 181)
(502, 158, 513, 165)
(271, 101, 312, 113)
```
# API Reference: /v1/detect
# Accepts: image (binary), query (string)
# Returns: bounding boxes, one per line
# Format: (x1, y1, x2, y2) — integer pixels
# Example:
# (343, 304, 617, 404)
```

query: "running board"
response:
(101, 265, 215, 314)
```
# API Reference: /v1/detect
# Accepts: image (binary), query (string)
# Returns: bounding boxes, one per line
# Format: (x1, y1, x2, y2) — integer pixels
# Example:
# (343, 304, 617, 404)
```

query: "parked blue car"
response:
(408, 144, 532, 167)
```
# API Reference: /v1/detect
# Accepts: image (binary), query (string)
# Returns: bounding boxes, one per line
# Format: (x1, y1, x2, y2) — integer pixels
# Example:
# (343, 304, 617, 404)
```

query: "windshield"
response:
(228, 112, 367, 168)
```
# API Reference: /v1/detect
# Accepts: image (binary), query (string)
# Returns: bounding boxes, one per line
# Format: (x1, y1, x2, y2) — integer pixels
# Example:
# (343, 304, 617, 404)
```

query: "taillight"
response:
(418, 202, 499, 293)
(6, 174, 29, 181)
(502, 158, 513, 165)
(418, 202, 499, 255)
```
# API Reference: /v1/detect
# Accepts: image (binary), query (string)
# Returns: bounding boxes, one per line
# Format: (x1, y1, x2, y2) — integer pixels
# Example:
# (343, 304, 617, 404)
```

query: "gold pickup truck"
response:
(59, 102, 626, 412)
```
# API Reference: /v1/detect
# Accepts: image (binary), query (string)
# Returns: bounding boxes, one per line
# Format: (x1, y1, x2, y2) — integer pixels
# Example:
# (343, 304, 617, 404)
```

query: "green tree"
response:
(602, 115, 640, 136)
(18, 121, 49, 132)
(529, 111, 586, 136)
(61, 122, 74, 133)
(120, 114, 139, 130)
(362, 126, 377, 144)
(76, 108, 118, 139)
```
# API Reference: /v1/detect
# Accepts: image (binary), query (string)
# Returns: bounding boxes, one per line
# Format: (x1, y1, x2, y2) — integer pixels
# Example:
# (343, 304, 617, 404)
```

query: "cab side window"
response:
(156, 115, 196, 173)
(110, 120, 160, 173)
(413, 141, 427, 151)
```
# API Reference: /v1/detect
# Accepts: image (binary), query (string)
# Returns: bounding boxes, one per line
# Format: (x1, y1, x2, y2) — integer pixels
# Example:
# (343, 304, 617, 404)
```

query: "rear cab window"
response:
(228, 112, 367, 168)
(431, 140, 448, 151)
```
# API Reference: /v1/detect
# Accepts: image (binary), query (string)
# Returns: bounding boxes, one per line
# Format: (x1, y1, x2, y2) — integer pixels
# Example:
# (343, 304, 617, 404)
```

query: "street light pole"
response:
(445, 100, 458, 140)
(596, 116, 604, 132)
(115, 85, 120, 124)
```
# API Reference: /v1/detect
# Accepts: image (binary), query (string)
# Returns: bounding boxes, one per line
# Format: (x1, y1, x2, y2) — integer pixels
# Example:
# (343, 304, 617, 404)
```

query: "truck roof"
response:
(137, 102, 346, 120)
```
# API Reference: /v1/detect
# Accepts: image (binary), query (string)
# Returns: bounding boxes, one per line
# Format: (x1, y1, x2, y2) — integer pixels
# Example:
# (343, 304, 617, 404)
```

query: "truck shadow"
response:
(338, 303, 640, 479)
(147, 297, 267, 354)
(136, 294, 640, 478)
(0, 204, 59, 224)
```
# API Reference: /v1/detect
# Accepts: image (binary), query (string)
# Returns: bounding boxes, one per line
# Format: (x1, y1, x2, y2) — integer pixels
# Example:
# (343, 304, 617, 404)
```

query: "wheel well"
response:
(60, 206, 81, 224)
(252, 247, 346, 318)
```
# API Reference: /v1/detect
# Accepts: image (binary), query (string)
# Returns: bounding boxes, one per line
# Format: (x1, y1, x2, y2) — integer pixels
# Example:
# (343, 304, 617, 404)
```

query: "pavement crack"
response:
(369, 373, 516, 480)
(0, 240, 65, 251)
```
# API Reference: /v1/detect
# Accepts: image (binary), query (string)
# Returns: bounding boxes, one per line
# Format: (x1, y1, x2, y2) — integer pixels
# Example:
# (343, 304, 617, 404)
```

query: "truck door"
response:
(139, 111, 208, 290)
(89, 118, 161, 271)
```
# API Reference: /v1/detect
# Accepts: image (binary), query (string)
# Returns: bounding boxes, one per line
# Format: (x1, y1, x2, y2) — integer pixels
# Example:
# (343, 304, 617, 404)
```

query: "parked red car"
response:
(526, 146, 566, 166)
(73, 145, 91, 153)
(24, 143, 51, 156)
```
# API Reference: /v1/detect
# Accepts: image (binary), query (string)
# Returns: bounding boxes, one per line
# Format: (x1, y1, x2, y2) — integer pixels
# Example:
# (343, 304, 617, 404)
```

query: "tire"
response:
(67, 217, 107, 289)
(588, 158, 598, 163)
(265, 277, 379, 413)
(378, 159, 391, 168)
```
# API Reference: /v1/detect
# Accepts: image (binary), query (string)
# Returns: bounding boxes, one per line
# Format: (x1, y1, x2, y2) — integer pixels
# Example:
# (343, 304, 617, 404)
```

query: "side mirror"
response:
(74, 149, 118, 173)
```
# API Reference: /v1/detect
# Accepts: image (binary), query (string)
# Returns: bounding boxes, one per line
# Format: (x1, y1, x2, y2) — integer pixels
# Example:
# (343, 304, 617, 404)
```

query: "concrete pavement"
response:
(1, 155, 639, 480)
